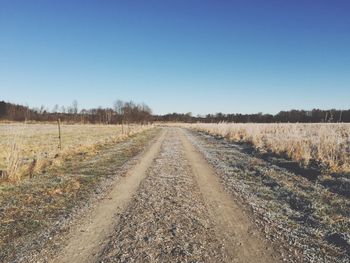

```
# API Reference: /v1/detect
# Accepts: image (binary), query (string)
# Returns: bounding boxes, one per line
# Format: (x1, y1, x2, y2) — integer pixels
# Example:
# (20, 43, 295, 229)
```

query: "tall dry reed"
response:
(0, 123, 154, 182)
(185, 123, 350, 173)
(3, 126, 25, 182)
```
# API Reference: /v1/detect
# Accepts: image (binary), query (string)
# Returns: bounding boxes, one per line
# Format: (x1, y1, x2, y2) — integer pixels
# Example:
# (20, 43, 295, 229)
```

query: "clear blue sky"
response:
(1, 0, 349, 115)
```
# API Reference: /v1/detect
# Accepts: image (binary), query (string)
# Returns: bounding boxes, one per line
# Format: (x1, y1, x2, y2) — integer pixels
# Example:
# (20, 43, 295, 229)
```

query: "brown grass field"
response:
(183, 123, 350, 173)
(0, 123, 153, 182)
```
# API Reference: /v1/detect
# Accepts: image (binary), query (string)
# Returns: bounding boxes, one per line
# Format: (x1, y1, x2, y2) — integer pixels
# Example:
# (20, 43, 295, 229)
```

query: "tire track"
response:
(51, 129, 166, 263)
(179, 128, 280, 263)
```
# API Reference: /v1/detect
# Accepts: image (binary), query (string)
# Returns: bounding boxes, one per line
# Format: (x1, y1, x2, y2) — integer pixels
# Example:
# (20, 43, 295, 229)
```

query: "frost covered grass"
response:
(0, 123, 153, 182)
(184, 123, 350, 173)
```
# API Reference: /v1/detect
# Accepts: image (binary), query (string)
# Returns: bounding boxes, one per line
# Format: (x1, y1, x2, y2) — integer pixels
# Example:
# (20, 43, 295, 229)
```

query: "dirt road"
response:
(49, 127, 280, 263)
(52, 130, 167, 263)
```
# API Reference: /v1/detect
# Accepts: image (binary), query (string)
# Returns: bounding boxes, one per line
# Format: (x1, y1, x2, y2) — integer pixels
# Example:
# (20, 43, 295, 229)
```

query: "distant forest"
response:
(0, 100, 152, 124)
(154, 109, 350, 123)
(1, 100, 350, 123)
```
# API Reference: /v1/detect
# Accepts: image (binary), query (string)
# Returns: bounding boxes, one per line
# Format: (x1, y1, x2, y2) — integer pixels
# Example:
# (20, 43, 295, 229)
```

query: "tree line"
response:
(155, 109, 350, 123)
(0, 100, 152, 124)
(1, 100, 350, 123)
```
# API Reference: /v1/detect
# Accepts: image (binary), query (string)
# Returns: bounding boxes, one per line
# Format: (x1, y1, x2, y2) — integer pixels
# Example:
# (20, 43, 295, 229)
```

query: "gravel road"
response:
(98, 129, 227, 262)
(30, 127, 312, 263)
(96, 128, 279, 263)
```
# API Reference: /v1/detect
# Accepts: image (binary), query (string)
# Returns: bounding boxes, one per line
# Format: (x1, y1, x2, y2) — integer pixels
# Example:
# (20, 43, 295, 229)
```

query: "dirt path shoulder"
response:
(185, 128, 350, 263)
(51, 129, 166, 263)
(179, 128, 280, 263)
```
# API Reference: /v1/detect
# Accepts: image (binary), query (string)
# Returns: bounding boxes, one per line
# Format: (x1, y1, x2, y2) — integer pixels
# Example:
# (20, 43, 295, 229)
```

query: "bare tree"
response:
(52, 104, 59, 113)
(113, 100, 124, 114)
(72, 100, 78, 114)
(39, 105, 46, 114)
(60, 106, 66, 113)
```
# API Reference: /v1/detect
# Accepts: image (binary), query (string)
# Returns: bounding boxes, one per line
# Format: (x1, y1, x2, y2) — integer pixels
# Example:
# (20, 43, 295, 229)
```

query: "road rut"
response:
(180, 129, 279, 263)
(51, 130, 166, 263)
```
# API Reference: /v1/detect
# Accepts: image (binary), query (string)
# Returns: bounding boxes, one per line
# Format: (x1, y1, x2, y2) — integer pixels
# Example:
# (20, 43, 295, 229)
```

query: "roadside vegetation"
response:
(0, 123, 153, 182)
(184, 123, 350, 173)
(187, 129, 350, 262)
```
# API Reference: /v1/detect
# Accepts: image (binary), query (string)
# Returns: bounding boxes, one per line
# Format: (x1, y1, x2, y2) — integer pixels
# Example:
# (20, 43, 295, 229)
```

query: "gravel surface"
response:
(185, 129, 350, 263)
(99, 129, 227, 263)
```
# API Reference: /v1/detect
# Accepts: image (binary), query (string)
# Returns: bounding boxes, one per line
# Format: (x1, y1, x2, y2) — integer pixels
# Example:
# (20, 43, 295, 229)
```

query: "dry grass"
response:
(0, 123, 153, 182)
(0, 128, 161, 262)
(182, 123, 350, 173)
(4, 136, 23, 182)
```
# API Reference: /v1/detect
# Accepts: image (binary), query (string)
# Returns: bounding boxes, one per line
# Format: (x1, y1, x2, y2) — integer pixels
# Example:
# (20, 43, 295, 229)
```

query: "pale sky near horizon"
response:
(1, 0, 349, 115)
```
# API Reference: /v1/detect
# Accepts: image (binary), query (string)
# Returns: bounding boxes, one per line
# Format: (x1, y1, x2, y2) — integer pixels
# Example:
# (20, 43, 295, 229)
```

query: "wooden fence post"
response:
(57, 118, 62, 149)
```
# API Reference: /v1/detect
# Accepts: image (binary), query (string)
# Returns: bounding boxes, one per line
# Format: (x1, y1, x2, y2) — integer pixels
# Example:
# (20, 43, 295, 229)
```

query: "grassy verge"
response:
(180, 123, 350, 173)
(0, 123, 153, 182)
(0, 127, 160, 262)
(189, 129, 350, 262)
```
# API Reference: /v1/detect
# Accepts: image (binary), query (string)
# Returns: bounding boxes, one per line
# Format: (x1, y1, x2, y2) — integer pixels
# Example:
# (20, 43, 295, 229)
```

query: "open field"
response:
(184, 123, 350, 173)
(0, 124, 349, 263)
(0, 123, 153, 181)
(2, 1, 349, 262)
